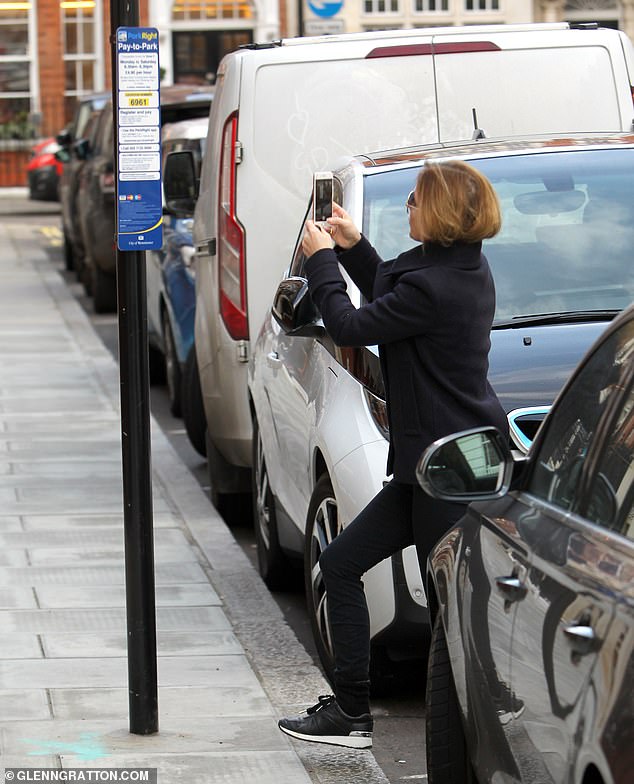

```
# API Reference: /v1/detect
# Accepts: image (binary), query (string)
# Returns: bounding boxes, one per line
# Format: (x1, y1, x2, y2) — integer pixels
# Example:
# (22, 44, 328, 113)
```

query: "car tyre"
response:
(252, 416, 290, 590)
(63, 231, 74, 271)
(304, 474, 340, 684)
(163, 313, 182, 417)
(426, 614, 478, 784)
(181, 345, 206, 457)
(93, 265, 117, 314)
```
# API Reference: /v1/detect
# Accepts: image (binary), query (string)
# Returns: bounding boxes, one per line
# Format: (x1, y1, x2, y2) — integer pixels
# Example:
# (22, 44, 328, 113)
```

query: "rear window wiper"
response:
(492, 310, 621, 329)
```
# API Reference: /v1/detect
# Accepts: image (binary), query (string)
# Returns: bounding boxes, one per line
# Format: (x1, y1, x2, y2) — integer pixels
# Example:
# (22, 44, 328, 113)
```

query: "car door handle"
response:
(266, 351, 281, 368)
(563, 624, 597, 657)
(495, 576, 527, 602)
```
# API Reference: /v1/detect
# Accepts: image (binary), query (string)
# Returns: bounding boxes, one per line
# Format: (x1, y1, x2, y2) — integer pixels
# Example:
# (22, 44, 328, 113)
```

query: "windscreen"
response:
(363, 148, 634, 323)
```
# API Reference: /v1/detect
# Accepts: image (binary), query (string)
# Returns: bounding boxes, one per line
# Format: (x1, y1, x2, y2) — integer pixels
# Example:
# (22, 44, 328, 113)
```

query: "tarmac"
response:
(0, 190, 391, 783)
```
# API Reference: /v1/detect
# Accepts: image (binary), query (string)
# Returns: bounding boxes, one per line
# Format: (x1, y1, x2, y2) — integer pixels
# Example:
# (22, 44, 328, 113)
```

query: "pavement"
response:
(0, 190, 391, 783)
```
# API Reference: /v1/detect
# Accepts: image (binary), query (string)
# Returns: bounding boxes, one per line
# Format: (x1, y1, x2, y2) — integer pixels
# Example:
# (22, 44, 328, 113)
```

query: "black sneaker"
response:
(278, 695, 373, 749)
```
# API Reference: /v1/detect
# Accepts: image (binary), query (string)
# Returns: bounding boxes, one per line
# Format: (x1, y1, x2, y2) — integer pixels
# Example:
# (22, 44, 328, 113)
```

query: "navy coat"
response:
(304, 235, 508, 484)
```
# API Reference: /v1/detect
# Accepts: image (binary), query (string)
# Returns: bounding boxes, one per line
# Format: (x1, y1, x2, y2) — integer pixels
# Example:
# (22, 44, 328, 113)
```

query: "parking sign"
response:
(115, 27, 162, 252)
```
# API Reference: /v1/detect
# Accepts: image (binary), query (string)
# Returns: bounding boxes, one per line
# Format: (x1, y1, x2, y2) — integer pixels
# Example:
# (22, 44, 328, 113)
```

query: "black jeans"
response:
(319, 479, 465, 715)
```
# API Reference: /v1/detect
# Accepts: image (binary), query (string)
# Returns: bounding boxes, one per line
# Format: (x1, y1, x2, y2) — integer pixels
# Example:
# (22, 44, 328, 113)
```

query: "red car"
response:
(27, 137, 63, 201)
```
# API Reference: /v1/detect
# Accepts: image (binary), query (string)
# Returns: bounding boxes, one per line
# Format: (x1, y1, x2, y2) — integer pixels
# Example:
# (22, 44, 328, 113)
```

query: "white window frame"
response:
(61, 0, 105, 99)
(412, 0, 450, 12)
(464, 0, 500, 11)
(362, 0, 402, 17)
(0, 1, 37, 121)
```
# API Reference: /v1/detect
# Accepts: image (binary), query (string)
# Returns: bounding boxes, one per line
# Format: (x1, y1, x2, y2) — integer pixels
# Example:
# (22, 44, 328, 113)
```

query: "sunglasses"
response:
(406, 190, 417, 211)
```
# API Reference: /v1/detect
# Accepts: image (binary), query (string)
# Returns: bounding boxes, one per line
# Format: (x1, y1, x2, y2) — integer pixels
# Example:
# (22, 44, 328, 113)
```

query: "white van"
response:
(180, 22, 634, 506)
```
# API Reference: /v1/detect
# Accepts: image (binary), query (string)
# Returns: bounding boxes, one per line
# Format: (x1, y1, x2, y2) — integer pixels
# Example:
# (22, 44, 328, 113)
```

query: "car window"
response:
(584, 326, 634, 536)
(528, 319, 634, 514)
(363, 149, 634, 320)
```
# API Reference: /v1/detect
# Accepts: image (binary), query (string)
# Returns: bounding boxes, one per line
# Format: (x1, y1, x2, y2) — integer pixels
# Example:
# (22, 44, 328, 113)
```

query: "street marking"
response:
(40, 226, 62, 246)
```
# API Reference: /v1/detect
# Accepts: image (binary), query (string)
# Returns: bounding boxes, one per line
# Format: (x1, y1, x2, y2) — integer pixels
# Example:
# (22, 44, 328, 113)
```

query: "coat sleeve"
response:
(305, 247, 437, 347)
(333, 235, 382, 302)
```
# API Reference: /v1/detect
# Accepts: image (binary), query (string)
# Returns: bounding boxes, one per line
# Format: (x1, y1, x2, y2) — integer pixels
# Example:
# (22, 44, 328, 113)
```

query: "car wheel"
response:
(148, 344, 166, 385)
(252, 416, 290, 590)
(63, 231, 74, 271)
(426, 614, 478, 784)
(304, 474, 340, 684)
(93, 265, 117, 314)
(163, 313, 182, 417)
(181, 345, 206, 457)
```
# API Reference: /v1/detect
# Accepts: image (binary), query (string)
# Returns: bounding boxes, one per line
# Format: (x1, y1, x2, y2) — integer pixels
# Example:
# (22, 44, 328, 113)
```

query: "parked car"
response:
(27, 137, 63, 201)
(164, 22, 634, 513)
(247, 133, 634, 685)
(76, 86, 213, 314)
(147, 116, 208, 415)
(418, 302, 634, 784)
(56, 92, 110, 271)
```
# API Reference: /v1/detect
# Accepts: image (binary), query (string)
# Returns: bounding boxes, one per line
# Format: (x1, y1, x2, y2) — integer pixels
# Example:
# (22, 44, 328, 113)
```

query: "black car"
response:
(56, 92, 110, 272)
(419, 304, 634, 784)
(75, 85, 213, 313)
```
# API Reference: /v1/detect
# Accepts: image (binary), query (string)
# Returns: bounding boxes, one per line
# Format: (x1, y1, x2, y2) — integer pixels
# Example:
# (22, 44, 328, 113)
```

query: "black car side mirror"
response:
(416, 426, 514, 502)
(164, 151, 198, 218)
(73, 138, 91, 160)
(271, 277, 325, 338)
(57, 128, 72, 147)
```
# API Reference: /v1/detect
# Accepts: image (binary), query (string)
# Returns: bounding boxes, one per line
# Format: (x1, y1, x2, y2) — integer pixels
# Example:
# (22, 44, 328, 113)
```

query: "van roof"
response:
(245, 21, 584, 50)
(349, 132, 634, 170)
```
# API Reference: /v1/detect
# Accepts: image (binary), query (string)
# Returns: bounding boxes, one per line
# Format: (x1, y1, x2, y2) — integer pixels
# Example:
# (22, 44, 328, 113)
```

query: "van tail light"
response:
(218, 112, 248, 341)
(100, 171, 115, 195)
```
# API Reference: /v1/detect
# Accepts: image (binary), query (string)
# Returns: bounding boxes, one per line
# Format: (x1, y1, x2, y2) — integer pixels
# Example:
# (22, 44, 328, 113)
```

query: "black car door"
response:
(507, 317, 634, 783)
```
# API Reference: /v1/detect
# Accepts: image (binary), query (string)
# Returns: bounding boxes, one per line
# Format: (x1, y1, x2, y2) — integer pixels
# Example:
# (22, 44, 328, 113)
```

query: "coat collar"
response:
(382, 241, 483, 276)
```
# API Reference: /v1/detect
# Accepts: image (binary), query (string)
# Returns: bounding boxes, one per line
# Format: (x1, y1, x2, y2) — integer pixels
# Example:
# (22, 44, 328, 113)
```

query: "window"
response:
(414, 0, 449, 10)
(0, 1, 33, 139)
(528, 321, 634, 515)
(62, 0, 99, 100)
(465, 0, 499, 10)
(172, 0, 254, 20)
(584, 326, 634, 537)
(364, 0, 400, 14)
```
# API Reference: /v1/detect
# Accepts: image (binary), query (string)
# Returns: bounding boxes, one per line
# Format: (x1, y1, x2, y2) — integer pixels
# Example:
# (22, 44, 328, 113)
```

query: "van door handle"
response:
(495, 576, 527, 602)
(563, 623, 597, 657)
(266, 351, 281, 369)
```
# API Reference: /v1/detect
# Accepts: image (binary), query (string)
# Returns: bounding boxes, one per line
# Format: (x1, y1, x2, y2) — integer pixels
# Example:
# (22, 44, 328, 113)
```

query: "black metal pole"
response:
(110, 0, 159, 735)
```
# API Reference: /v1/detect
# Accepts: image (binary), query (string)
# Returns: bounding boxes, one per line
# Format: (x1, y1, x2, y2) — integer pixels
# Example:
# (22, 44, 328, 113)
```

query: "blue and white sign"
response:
(115, 27, 162, 252)
(307, 0, 343, 18)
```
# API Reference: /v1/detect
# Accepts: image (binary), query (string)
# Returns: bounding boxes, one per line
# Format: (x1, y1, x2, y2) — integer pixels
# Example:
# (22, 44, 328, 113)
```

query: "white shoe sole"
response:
(279, 724, 372, 749)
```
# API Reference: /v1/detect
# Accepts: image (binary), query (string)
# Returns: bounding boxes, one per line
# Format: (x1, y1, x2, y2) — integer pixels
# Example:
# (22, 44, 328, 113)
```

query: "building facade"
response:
(2, 0, 634, 186)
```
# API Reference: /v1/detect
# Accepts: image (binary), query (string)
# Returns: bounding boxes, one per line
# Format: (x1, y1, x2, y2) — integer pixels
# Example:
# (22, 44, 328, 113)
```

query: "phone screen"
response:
(314, 176, 333, 222)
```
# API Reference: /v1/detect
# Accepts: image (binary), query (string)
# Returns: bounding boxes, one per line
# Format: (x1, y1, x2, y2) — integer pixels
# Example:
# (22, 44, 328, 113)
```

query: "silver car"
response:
(248, 133, 634, 686)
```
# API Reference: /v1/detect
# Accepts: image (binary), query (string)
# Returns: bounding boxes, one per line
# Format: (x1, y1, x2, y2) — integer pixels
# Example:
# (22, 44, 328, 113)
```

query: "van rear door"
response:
(433, 28, 634, 140)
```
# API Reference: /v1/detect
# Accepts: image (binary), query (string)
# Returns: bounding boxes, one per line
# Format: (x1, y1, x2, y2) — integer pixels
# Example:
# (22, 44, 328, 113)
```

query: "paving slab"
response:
(41, 631, 242, 658)
(59, 752, 312, 784)
(34, 584, 220, 609)
(0, 606, 230, 633)
(0, 562, 207, 587)
(0, 690, 51, 720)
(50, 685, 273, 721)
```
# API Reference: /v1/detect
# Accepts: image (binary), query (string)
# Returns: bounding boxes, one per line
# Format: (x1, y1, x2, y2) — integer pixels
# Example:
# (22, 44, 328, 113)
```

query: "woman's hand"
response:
(302, 220, 334, 258)
(326, 203, 361, 249)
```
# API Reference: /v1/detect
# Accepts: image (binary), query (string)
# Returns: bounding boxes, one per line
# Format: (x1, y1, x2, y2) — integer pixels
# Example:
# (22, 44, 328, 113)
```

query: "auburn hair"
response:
(411, 160, 501, 246)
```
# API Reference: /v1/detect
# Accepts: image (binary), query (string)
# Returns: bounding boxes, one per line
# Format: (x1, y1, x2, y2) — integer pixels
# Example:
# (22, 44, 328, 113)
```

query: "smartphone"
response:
(312, 171, 333, 224)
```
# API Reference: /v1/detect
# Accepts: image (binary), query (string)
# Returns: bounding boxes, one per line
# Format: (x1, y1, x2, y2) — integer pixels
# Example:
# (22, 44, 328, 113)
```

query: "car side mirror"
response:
(57, 128, 72, 147)
(164, 151, 198, 218)
(416, 427, 514, 502)
(73, 138, 91, 160)
(55, 148, 71, 163)
(271, 277, 325, 338)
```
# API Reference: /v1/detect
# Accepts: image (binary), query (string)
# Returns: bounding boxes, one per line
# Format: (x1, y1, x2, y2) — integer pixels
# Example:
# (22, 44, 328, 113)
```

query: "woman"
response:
(278, 160, 508, 749)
